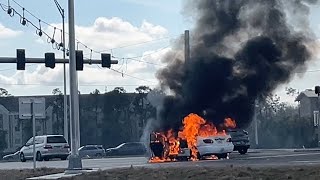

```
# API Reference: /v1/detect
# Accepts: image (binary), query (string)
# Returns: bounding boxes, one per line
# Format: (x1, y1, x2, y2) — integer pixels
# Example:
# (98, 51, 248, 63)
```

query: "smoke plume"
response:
(156, 0, 319, 131)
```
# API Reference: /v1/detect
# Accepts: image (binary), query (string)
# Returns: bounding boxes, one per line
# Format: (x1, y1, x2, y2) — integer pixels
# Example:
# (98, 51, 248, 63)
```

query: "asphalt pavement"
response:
(1, 149, 320, 170)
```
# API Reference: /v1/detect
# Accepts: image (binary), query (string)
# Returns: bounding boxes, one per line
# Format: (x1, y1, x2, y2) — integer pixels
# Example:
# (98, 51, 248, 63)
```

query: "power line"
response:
(6, 0, 177, 55)
(94, 64, 157, 83)
(0, 82, 157, 87)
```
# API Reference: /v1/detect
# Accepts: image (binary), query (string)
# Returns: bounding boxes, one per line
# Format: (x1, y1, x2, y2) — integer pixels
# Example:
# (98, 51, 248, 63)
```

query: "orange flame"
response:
(224, 118, 236, 128)
(149, 113, 236, 162)
(178, 113, 205, 160)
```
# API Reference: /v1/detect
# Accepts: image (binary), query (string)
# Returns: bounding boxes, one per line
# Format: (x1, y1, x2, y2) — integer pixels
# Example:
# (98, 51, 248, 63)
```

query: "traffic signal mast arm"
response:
(12, 49, 118, 70)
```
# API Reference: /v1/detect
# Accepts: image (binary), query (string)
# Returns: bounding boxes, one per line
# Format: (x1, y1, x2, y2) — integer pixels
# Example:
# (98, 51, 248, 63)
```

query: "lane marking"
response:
(244, 152, 320, 159)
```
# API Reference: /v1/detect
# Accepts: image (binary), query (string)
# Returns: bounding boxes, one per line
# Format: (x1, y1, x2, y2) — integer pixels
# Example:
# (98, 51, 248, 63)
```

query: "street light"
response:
(54, 0, 69, 144)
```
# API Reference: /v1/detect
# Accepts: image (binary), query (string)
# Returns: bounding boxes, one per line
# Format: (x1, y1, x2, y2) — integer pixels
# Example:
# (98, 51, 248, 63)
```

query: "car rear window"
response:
(47, 136, 67, 143)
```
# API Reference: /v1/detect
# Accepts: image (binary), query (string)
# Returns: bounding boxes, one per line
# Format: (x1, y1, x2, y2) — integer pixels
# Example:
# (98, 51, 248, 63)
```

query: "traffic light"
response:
(17, 49, 25, 70)
(101, 53, 111, 68)
(76, 50, 83, 71)
(45, 53, 55, 69)
(315, 86, 320, 96)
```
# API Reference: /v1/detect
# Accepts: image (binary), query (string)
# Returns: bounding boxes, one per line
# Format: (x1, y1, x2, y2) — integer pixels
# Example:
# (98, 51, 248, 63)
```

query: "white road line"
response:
(292, 160, 320, 163)
(245, 152, 320, 159)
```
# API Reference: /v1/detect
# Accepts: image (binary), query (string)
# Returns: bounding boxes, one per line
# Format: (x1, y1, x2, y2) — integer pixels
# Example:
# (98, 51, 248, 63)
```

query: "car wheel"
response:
(20, 153, 26, 162)
(36, 152, 43, 161)
(95, 153, 102, 158)
(44, 157, 50, 161)
(238, 148, 248, 155)
(196, 152, 202, 160)
(217, 153, 228, 159)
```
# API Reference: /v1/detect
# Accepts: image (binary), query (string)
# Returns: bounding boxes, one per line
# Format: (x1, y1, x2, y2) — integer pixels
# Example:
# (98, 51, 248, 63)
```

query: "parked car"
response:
(226, 129, 250, 154)
(78, 145, 105, 158)
(2, 151, 20, 161)
(105, 142, 147, 156)
(196, 134, 234, 159)
(20, 135, 70, 162)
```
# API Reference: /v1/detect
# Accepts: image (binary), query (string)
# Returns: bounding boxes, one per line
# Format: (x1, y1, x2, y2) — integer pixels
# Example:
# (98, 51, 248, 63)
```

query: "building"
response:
(0, 92, 154, 152)
(0, 96, 61, 152)
(295, 89, 319, 119)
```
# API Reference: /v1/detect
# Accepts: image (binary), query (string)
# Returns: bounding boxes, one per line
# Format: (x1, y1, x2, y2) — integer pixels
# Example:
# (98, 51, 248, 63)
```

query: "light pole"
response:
(67, 0, 82, 169)
(54, 0, 68, 143)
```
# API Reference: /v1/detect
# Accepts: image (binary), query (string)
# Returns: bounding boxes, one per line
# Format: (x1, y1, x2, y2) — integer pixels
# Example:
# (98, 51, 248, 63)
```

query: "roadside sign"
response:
(19, 97, 46, 119)
(18, 97, 45, 170)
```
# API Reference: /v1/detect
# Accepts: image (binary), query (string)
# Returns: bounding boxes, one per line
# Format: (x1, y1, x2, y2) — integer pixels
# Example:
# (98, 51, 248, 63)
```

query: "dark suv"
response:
(226, 129, 250, 154)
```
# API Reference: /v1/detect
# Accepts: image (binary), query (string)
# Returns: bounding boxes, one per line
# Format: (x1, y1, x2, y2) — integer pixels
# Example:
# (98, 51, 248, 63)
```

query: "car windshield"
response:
(116, 143, 125, 148)
(47, 136, 67, 143)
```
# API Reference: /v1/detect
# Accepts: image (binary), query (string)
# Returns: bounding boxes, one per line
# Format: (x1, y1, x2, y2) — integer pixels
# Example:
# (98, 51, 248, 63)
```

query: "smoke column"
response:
(156, 0, 319, 131)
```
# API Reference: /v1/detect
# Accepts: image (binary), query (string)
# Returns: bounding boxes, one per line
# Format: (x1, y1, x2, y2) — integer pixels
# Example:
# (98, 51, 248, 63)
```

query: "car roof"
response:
(34, 135, 64, 138)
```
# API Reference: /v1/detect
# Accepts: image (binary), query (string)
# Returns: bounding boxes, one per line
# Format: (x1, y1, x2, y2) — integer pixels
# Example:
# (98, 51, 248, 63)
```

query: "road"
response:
(1, 149, 320, 170)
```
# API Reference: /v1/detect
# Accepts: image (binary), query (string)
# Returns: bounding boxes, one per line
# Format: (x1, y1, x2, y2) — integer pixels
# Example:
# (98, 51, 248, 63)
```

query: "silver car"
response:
(78, 145, 105, 158)
(20, 135, 70, 162)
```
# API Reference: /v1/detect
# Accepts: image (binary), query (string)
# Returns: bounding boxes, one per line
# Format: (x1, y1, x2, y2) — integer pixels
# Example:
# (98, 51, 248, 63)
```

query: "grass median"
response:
(59, 165, 320, 180)
(0, 168, 63, 180)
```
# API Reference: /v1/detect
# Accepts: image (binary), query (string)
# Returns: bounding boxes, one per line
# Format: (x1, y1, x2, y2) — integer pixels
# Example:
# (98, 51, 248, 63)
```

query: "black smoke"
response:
(156, 0, 319, 131)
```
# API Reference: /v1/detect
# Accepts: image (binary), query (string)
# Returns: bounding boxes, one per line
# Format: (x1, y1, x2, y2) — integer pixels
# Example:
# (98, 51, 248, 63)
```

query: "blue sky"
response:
(0, 0, 319, 104)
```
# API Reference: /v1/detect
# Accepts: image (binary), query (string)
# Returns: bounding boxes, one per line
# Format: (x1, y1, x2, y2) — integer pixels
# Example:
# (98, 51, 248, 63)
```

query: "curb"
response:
(293, 149, 320, 152)
(27, 168, 98, 180)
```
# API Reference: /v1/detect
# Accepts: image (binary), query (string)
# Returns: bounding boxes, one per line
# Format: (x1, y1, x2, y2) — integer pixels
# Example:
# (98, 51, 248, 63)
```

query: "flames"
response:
(149, 113, 237, 162)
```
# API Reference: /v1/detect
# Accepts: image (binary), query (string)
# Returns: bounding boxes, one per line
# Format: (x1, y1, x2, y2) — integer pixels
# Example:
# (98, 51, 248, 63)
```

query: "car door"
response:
(118, 143, 132, 155)
(23, 138, 33, 158)
(87, 147, 97, 157)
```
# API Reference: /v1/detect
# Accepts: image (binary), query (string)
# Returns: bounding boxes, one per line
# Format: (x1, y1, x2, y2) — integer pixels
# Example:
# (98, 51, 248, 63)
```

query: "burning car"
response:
(149, 113, 236, 162)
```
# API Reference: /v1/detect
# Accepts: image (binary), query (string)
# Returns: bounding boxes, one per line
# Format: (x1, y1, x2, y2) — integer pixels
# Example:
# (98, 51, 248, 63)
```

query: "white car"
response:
(20, 135, 70, 162)
(197, 134, 234, 159)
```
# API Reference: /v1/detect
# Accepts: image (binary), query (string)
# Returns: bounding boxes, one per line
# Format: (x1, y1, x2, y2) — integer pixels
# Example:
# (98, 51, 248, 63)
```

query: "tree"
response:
(90, 89, 101, 143)
(135, 86, 151, 94)
(113, 87, 126, 94)
(52, 88, 64, 134)
(0, 88, 11, 97)
(285, 87, 299, 96)
(52, 88, 62, 95)
(0, 130, 7, 152)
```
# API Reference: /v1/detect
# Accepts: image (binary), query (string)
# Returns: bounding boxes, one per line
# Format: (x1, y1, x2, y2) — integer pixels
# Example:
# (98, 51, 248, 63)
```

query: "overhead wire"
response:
(0, 0, 173, 82)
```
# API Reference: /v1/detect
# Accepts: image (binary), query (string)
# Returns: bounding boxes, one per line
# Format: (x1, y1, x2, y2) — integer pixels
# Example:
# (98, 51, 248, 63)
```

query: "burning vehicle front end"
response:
(149, 132, 191, 162)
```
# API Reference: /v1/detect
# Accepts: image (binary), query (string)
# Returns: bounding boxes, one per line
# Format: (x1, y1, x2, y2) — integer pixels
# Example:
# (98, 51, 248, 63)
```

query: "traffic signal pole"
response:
(67, 0, 82, 170)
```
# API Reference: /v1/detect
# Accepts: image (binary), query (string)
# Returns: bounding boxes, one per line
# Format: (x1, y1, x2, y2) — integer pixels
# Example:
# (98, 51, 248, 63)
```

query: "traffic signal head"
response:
(45, 53, 55, 69)
(17, 49, 25, 70)
(101, 53, 111, 68)
(101, 53, 118, 68)
(76, 50, 84, 71)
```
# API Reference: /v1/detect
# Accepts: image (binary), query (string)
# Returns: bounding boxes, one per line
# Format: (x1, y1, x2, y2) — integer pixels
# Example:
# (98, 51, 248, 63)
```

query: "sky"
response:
(0, 0, 319, 104)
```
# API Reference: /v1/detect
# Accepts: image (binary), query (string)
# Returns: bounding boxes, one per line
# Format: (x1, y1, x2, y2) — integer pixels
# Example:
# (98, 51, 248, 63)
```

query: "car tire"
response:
(36, 152, 43, 161)
(238, 148, 248, 155)
(196, 152, 202, 160)
(95, 153, 102, 158)
(217, 153, 228, 159)
(20, 153, 26, 162)
(44, 157, 50, 161)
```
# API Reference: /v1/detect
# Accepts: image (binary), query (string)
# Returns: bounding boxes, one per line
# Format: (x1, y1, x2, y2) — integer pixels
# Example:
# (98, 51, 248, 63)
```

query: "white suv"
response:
(20, 135, 70, 162)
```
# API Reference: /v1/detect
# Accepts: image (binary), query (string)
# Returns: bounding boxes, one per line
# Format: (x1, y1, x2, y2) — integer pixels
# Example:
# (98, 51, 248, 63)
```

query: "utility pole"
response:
(254, 101, 259, 147)
(67, 0, 82, 170)
(54, 0, 69, 144)
(184, 30, 190, 64)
